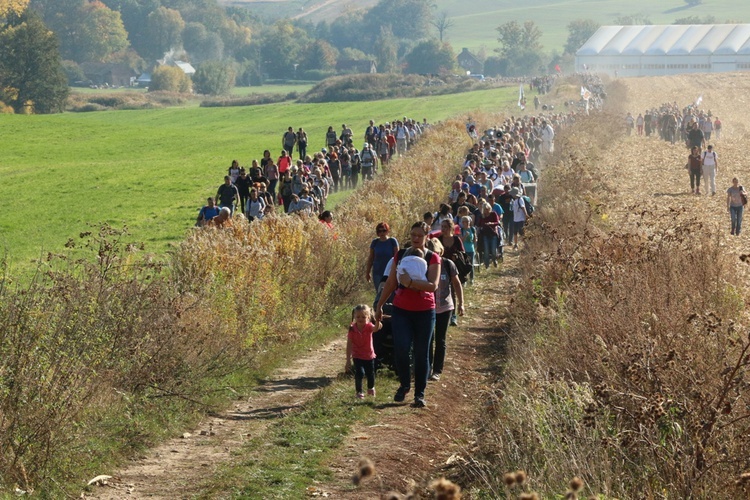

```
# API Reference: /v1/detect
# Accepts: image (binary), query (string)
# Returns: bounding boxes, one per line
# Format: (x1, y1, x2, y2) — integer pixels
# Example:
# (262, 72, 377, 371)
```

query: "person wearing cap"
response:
(508, 187, 528, 251)
(701, 145, 719, 196)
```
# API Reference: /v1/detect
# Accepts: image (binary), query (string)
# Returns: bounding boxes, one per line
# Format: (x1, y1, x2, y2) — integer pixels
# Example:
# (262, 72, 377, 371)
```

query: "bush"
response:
(465, 113, 750, 498)
(70, 103, 109, 112)
(62, 60, 85, 85)
(192, 61, 236, 96)
(0, 117, 467, 494)
(199, 93, 290, 107)
(146, 91, 190, 106)
(149, 66, 191, 93)
(0, 101, 13, 114)
(298, 69, 336, 81)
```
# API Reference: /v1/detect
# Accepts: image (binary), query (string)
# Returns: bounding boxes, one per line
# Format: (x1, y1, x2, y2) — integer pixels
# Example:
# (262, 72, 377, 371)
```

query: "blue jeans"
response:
(353, 358, 375, 393)
(392, 306, 435, 400)
(482, 233, 498, 267)
(731, 205, 744, 235)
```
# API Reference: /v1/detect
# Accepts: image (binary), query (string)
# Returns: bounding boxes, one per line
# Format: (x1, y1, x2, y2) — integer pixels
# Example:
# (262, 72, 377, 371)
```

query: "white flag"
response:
(518, 84, 525, 110)
(581, 86, 592, 101)
(695, 95, 703, 107)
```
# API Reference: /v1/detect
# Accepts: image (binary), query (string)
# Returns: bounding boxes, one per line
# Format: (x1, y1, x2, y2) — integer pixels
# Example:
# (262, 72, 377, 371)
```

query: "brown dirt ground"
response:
(86, 338, 347, 499)
(317, 261, 519, 499)
(84, 255, 519, 500)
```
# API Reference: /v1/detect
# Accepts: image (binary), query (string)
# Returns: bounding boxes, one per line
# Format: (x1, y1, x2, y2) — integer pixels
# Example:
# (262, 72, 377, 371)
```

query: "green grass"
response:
(0, 86, 517, 270)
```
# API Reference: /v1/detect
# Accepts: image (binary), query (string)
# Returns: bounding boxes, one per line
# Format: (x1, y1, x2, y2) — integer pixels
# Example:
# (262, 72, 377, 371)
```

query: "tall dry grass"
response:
(463, 111, 750, 498)
(0, 120, 468, 493)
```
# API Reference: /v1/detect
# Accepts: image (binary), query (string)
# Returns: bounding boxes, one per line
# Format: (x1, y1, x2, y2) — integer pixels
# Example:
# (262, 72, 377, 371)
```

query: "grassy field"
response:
(226, 0, 748, 54)
(0, 86, 518, 270)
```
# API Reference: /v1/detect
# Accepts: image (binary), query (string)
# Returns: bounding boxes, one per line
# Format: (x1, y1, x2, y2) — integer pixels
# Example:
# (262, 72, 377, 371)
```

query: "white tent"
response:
(576, 24, 750, 76)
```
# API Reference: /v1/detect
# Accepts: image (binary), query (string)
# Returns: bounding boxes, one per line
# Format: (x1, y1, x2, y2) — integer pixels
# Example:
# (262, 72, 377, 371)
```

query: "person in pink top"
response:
(345, 304, 382, 399)
(375, 221, 441, 408)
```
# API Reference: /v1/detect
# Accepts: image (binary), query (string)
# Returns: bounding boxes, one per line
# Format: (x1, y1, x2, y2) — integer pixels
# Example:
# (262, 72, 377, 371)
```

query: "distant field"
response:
(0, 86, 523, 269)
(223, 0, 747, 54)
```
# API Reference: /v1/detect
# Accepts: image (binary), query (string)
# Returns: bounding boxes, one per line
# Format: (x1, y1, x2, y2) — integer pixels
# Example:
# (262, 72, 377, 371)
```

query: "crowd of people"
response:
(195, 118, 432, 226)
(349, 109, 569, 407)
(193, 75, 616, 407)
(626, 100, 745, 236)
(625, 101, 721, 145)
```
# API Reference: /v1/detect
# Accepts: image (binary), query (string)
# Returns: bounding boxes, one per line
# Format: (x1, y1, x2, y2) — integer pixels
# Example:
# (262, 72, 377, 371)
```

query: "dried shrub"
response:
(466, 112, 750, 498)
(0, 225, 248, 492)
(0, 118, 466, 493)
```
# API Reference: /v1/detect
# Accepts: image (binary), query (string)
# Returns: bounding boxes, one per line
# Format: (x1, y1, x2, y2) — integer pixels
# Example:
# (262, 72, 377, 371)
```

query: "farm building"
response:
(576, 24, 750, 77)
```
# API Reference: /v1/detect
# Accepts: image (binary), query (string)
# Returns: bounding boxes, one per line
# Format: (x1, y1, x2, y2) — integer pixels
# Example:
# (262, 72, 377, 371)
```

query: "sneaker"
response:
(513, 244, 519, 251)
(367, 388, 376, 397)
(428, 372, 441, 381)
(411, 398, 426, 408)
(394, 386, 410, 402)
(450, 317, 458, 327)
(356, 392, 365, 399)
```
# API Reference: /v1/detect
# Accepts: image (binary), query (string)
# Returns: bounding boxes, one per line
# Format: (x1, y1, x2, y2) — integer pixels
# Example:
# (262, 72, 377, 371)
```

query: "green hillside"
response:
(227, 0, 746, 54)
(0, 86, 517, 269)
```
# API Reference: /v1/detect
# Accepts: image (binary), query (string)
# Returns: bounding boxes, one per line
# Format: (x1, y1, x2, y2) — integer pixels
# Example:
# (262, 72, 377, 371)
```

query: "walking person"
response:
(216, 175, 239, 214)
(345, 305, 382, 399)
(282, 127, 296, 157)
(375, 222, 440, 408)
(508, 188, 528, 250)
(365, 222, 399, 293)
(701, 144, 719, 196)
(296, 128, 308, 160)
(425, 238, 464, 382)
(727, 177, 747, 236)
(687, 146, 702, 194)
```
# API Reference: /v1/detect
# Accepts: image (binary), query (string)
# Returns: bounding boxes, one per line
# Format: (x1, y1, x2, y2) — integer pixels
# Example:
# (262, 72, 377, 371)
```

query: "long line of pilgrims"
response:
(196, 71, 602, 229)
(196, 118, 431, 226)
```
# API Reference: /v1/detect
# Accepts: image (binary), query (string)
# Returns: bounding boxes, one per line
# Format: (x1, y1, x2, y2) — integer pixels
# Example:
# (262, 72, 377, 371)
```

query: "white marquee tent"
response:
(575, 24, 750, 77)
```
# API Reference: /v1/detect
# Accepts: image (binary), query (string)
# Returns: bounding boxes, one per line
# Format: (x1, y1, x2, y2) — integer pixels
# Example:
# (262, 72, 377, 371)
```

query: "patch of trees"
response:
(0, 9, 69, 113)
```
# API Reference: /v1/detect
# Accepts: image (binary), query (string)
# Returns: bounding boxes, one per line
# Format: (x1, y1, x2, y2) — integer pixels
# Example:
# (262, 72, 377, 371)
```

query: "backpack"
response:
(522, 196, 534, 216)
(450, 252, 472, 284)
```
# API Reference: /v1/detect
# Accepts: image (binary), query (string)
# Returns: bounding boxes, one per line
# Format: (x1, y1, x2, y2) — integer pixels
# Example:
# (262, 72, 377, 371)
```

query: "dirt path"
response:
(87, 337, 347, 499)
(85, 253, 520, 499)
(316, 258, 522, 498)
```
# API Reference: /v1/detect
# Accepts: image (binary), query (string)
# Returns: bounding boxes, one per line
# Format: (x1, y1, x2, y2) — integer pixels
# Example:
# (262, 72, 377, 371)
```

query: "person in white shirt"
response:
(701, 144, 719, 196)
(541, 121, 555, 153)
(508, 187, 528, 251)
